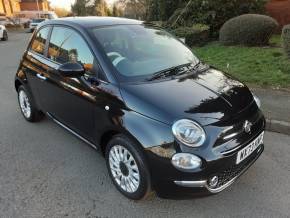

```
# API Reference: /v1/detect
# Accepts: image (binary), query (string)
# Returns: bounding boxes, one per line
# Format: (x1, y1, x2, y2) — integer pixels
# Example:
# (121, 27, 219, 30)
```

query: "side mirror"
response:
(58, 62, 85, 77)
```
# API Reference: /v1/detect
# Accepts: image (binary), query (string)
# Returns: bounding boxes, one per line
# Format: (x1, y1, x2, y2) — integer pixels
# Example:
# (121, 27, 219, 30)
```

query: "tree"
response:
(71, 0, 111, 16)
(71, 0, 90, 16)
(159, 0, 181, 21)
(52, 7, 70, 17)
(117, 0, 150, 19)
(112, 3, 123, 17)
(167, 0, 267, 37)
(147, 0, 160, 21)
(94, 0, 110, 16)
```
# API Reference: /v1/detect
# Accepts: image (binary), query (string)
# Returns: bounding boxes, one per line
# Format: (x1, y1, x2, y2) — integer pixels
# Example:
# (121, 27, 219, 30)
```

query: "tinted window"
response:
(32, 19, 45, 23)
(48, 27, 95, 75)
(31, 27, 50, 55)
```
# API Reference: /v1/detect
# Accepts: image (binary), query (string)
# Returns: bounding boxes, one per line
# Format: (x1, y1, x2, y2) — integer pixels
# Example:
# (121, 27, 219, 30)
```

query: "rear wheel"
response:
(17, 85, 43, 122)
(1, 30, 8, 41)
(105, 135, 152, 200)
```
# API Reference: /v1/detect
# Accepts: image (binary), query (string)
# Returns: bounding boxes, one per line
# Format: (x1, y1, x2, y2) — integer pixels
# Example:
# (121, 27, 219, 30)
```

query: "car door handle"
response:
(36, 73, 47, 81)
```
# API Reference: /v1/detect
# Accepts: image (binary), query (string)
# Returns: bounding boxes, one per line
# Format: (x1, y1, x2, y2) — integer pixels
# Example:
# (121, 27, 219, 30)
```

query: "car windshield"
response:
(92, 24, 199, 82)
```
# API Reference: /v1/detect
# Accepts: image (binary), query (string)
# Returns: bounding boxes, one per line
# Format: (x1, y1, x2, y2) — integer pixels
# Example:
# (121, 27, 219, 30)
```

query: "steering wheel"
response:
(107, 52, 122, 58)
(107, 52, 126, 67)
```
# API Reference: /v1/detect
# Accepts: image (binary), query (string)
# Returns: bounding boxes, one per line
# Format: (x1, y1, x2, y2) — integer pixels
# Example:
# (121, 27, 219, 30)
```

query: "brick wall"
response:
(20, 1, 49, 11)
(266, 0, 290, 29)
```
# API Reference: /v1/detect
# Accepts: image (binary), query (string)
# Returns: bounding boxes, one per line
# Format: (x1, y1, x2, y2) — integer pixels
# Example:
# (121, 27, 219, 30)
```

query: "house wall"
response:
(0, 1, 5, 14)
(0, 0, 20, 16)
(20, 1, 49, 11)
(266, 0, 290, 29)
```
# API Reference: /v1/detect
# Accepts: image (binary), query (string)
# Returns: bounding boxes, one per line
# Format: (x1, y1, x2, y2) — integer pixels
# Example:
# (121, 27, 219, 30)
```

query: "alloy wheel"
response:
(18, 90, 32, 119)
(109, 145, 140, 193)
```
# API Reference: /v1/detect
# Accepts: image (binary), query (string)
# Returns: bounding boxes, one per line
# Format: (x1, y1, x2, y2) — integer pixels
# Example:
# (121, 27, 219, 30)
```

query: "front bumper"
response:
(146, 134, 264, 198)
(174, 144, 263, 194)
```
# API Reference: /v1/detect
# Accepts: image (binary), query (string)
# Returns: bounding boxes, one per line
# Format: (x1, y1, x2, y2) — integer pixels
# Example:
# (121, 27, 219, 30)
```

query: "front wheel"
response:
(105, 135, 152, 200)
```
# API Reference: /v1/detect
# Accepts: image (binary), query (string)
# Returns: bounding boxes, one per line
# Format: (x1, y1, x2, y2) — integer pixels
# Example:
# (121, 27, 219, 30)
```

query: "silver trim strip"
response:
(223, 132, 239, 140)
(47, 113, 98, 150)
(174, 176, 237, 193)
(174, 180, 207, 188)
(221, 145, 242, 155)
(205, 177, 237, 193)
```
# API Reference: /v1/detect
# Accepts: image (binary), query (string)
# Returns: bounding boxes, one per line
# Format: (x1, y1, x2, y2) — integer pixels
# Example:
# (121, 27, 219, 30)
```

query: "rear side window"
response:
(48, 27, 95, 75)
(30, 27, 50, 55)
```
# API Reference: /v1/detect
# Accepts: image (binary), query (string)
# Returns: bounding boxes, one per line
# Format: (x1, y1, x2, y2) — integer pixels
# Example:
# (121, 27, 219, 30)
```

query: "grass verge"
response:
(194, 36, 290, 88)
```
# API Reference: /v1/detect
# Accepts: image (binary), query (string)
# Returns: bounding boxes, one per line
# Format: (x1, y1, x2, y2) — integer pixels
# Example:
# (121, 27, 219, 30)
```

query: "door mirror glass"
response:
(58, 62, 85, 77)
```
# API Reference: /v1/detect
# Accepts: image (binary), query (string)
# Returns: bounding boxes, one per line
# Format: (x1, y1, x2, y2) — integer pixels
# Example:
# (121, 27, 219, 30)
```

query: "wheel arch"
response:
(99, 130, 120, 156)
(99, 111, 174, 156)
(15, 78, 23, 92)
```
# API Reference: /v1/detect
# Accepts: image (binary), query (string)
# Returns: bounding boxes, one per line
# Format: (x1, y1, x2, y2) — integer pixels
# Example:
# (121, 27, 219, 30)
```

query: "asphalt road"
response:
(0, 32, 290, 218)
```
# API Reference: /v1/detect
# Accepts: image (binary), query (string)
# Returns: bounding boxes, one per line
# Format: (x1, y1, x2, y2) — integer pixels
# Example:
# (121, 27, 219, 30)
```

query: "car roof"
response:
(41, 16, 143, 29)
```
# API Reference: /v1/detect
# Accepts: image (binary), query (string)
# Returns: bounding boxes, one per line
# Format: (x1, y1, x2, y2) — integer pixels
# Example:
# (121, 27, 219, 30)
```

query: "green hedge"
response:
(172, 24, 210, 46)
(282, 25, 290, 59)
(150, 21, 166, 28)
(166, 0, 266, 37)
(219, 14, 278, 46)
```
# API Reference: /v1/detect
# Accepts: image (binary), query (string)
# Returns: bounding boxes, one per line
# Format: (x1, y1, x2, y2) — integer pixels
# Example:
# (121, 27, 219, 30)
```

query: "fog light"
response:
(208, 176, 219, 188)
(171, 153, 201, 170)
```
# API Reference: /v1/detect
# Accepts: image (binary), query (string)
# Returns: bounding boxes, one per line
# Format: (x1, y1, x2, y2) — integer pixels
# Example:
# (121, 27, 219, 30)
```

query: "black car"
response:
(15, 17, 265, 200)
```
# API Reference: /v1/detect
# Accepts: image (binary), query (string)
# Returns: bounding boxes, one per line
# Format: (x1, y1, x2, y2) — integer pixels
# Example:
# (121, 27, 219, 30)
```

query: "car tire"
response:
(105, 134, 153, 200)
(1, 30, 8, 41)
(17, 85, 43, 122)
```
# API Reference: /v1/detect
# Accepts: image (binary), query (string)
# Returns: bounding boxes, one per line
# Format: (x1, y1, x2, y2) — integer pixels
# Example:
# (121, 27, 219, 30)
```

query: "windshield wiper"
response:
(174, 62, 209, 78)
(146, 63, 192, 81)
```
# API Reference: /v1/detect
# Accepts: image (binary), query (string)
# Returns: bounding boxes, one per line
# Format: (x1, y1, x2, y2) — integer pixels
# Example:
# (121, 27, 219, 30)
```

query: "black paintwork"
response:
(15, 17, 265, 197)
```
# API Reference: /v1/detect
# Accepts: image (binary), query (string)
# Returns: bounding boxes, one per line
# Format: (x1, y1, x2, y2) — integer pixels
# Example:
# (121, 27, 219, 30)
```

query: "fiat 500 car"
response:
(15, 17, 265, 200)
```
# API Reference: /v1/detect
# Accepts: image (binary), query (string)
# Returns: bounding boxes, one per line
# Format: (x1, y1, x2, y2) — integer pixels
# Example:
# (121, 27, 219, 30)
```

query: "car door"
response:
(22, 26, 51, 107)
(36, 26, 98, 142)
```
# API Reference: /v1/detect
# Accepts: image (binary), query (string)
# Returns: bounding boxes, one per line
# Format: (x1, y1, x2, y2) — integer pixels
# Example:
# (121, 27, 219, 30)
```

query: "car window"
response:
(30, 27, 50, 55)
(32, 19, 45, 23)
(48, 27, 95, 76)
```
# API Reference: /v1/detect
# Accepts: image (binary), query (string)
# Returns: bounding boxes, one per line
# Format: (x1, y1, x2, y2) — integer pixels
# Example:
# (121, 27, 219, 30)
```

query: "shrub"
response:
(166, 0, 266, 37)
(172, 24, 210, 46)
(282, 24, 290, 58)
(219, 14, 278, 46)
(150, 21, 166, 27)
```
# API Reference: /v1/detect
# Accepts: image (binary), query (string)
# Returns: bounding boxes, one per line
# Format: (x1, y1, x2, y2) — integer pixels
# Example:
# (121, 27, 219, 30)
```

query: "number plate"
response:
(236, 132, 264, 165)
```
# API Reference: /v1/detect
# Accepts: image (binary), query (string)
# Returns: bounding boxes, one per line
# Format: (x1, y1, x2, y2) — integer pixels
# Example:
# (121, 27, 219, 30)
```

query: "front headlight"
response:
(172, 119, 206, 147)
(252, 93, 261, 108)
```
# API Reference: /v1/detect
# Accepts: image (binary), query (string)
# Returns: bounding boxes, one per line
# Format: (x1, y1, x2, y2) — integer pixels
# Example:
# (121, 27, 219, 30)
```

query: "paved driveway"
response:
(0, 32, 290, 218)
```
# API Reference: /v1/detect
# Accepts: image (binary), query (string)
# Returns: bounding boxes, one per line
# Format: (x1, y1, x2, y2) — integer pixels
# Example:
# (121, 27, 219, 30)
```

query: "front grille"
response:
(214, 103, 265, 150)
(215, 149, 260, 188)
